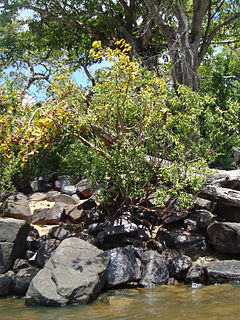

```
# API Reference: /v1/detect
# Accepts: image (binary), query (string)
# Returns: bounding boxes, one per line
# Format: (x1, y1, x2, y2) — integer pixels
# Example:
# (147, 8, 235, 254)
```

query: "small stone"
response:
(28, 193, 46, 202)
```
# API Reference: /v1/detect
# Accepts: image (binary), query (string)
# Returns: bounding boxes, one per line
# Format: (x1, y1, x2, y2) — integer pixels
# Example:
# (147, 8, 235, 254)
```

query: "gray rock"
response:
(26, 268, 68, 306)
(31, 204, 65, 225)
(140, 250, 169, 288)
(76, 179, 92, 198)
(48, 225, 72, 241)
(55, 194, 79, 205)
(45, 191, 61, 202)
(195, 197, 213, 211)
(0, 218, 30, 273)
(29, 239, 60, 268)
(55, 175, 72, 191)
(30, 179, 52, 193)
(0, 271, 14, 296)
(197, 210, 215, 228)
(185, 263, 205, 284)
(207, 221, 240, 254)
(62, 186, 77, 196)
(146, 240, 166, 254)
(162, 209, 189, 224)
(12, 266, 39, 295)
(156, 226, 207, 258)
(12, 259, 31, 272)
(96, 222, 139, 250)
(1, 193, 32, 222)
(205, 260, 240, 284)
(28, 193, 46, 202)
(106, 247, 141, 287)
(184, 219, 198, 233)
(170, 254, 192, 280)
(214, 203, 240, 223)
(25, 237, 110, 306)
(68, 207, 85, 224)
(167, 278, 179, 286)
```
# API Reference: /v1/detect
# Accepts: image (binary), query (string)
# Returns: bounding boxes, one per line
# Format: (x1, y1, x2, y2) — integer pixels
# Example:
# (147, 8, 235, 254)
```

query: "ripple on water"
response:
(1, 284, 240, 320)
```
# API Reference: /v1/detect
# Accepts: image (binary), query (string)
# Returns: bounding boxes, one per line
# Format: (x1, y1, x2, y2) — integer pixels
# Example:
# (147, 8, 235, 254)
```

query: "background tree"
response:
(0, 0, 239, 91)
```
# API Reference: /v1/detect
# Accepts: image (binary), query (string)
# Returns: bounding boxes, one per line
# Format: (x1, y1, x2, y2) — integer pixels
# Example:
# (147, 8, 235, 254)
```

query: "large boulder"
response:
(106, 246, 141, 287)
(207, 221, 240, 254)
(204, 260, 240, 284)
(0, 218, 30, 273)
(25, 237, 110, 306)
(1, 193, 32, 222)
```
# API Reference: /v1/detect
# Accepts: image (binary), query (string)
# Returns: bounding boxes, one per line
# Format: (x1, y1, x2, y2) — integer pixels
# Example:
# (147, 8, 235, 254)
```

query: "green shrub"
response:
(0, 39, 239, 214)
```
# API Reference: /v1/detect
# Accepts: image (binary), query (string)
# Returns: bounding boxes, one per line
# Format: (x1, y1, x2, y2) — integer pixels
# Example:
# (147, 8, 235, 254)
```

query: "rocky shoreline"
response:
(1, 170, 240, 306)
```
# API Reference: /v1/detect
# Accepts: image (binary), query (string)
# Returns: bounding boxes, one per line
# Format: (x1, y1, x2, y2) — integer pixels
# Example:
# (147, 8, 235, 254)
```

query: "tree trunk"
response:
(169, 46, 199, 91)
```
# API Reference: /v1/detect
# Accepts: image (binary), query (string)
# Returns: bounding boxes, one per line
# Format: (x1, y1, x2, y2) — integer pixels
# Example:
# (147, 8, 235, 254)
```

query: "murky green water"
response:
(1, 284, 240, 320)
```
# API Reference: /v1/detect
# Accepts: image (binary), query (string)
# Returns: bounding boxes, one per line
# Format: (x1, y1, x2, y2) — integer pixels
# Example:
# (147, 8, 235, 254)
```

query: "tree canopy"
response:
(0, 0, 239, 91)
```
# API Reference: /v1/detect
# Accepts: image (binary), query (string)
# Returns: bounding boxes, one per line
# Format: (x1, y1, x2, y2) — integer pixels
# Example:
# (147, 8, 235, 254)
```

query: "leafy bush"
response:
(0, 40, 239, 213)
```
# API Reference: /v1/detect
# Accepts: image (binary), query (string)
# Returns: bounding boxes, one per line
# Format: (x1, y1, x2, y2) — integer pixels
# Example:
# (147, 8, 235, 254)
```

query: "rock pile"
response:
(1, 170, 240, 306)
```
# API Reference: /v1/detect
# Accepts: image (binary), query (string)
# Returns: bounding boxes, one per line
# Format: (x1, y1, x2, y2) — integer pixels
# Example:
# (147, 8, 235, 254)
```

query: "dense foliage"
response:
(0, 40, 239, 214)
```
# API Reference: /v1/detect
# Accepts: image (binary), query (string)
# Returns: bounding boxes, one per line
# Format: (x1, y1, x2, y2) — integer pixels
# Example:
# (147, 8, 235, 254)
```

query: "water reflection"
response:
(1, 284, 240, 320)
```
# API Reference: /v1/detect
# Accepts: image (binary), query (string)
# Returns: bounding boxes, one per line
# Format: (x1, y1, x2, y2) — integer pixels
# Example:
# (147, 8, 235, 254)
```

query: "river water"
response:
(1, 284, 240, 320)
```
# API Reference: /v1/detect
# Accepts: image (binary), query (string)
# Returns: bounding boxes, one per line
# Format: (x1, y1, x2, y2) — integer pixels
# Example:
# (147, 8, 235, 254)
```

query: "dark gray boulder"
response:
(185, 263, 205, 284)
(207, 221, 240, 254)
(1, 193, 32, 222)
(12, 266, 39, 295)
(0, 271, 14, 296)
(12, 259, 31, 272)
(169, 254, 192, 280)
(156, 225, 207, 258)
(106, 246, 141, 287)
(140, 250, 169, 288)
(48, 225, 72, 241)
(30, 179, 52, 193)
(29, 238, 60, 268)
(0, 218, 30, 273)
(196, 210, 215, 228)
(25, 237, 110, 306)
(146, 240, 166, 254)
(204, 260, 240, 284)
(214, 203, 240, 222)
(95, 221, 139, 250)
